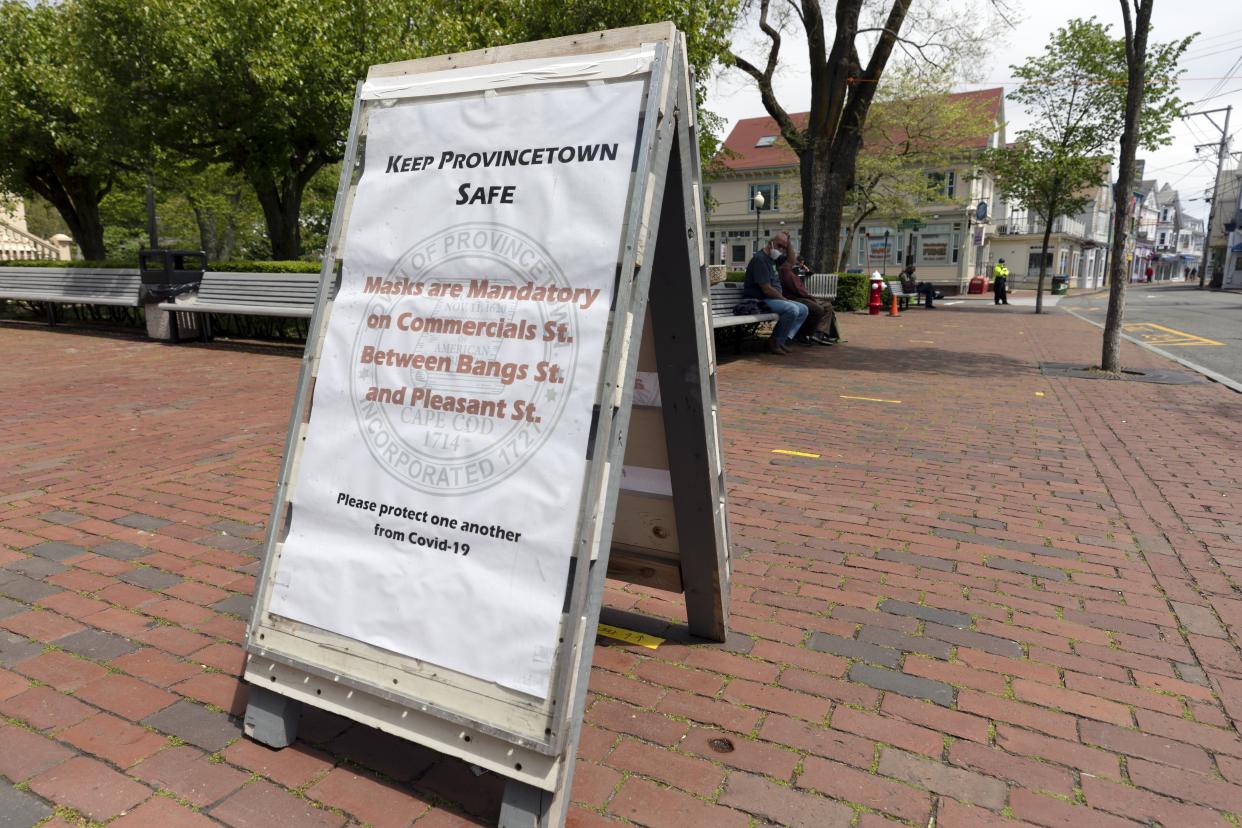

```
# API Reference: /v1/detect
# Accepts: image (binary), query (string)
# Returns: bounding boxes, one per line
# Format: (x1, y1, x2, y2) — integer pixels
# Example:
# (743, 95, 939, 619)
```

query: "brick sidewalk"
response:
(0, 306, 1240, 827)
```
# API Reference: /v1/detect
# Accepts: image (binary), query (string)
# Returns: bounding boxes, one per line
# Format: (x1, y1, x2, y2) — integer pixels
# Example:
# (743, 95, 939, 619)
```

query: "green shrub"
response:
(208, 260, 322, 273)
(0, 259, 134, 268)
(834, 273, 869, 311)
(726, 270, 745, 282)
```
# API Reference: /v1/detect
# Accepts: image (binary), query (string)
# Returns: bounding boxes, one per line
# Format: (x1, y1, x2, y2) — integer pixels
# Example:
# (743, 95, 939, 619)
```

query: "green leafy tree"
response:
(79, 0, 741, 260)
(838, 66, 996, 270)
(0, 1, 118, 260)
(985, 17, 1189, 314)
(78, 0, 475, 259)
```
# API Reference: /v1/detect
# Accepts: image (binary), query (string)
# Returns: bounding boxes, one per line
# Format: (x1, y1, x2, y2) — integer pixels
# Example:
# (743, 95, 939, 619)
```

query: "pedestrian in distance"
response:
(741, 231, 807, 355)
(993, 259, 1010, 305)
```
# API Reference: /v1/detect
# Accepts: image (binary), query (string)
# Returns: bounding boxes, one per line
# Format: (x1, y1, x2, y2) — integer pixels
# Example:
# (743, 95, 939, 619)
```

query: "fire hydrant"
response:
(868, 271, 885, 316)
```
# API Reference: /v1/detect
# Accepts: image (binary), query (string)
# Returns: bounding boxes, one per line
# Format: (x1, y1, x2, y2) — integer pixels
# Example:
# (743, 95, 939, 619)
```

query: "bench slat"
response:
(159, 300, 314, 318)
(159, 270, 323, 323)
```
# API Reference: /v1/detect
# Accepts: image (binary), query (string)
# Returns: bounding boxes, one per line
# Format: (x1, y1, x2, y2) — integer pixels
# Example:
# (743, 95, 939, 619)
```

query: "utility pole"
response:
(1184, 105, 1231, 289)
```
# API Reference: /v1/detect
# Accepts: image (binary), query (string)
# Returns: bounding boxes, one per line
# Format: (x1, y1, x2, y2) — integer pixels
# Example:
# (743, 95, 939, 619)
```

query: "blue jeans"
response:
(765, 298, 809, 344)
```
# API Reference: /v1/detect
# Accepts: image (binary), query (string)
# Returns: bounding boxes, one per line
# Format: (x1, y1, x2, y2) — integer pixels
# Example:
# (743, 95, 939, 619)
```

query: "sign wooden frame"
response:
(241, 23, 730, 827)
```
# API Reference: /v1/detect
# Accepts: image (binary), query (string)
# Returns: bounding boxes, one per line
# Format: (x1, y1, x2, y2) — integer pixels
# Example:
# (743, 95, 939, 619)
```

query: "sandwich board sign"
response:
(242, 22, 730, 827)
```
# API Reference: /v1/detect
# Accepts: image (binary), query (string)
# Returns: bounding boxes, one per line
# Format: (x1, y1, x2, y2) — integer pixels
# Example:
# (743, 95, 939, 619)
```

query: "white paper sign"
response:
(269, 79, 644, 698)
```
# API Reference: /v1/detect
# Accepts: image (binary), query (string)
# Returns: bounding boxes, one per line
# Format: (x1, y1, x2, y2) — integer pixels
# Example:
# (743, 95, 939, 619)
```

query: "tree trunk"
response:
(1036, 219, 1054, 314)
(837, 208, 875, 272)
(28, 169, 108, 260)
(250, 165, 319, 260)
(72, 201, 107, 261)
(1102, 0, 1153, 372)
(801, 134, 861, 273)
(190, 203, 217, 260)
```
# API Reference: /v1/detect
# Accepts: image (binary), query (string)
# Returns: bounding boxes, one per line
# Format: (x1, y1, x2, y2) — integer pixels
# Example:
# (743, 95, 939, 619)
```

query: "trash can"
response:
(139, 249, 206, 341)
(1051, 275, 1069, 295)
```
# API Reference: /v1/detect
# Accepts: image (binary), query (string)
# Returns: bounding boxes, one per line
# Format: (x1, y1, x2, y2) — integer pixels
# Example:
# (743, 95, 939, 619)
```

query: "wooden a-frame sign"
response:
(242, 23, 730, 827)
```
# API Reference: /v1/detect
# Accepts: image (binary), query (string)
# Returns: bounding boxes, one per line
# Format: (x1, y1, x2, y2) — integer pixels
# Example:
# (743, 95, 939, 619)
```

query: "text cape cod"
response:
(383, 142, 621, 205)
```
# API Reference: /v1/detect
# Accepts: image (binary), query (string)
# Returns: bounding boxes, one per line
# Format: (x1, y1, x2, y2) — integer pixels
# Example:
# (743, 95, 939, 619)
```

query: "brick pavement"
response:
(0, 307, 1241, 827)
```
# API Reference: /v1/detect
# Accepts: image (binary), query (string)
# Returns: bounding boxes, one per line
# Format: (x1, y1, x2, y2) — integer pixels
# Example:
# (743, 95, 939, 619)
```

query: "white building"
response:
(1217, 172, 1242, 290)
(989, 175, 1113, 290)
(703, 88, 1006, 293)
(1, 197, 72, 261)
(1151, 182, 1202, 280)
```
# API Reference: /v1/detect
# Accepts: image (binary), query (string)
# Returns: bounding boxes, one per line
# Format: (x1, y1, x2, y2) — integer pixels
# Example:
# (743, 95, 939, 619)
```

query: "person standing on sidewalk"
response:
(742, 232, 807, 355)
(993, 259, 1010, 305)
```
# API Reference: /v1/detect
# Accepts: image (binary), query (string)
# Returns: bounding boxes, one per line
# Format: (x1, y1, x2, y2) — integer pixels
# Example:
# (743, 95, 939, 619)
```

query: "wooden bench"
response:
(0, 267, 142, 326)
(709, 281, 778, 353)
(159, 271, 323, 342)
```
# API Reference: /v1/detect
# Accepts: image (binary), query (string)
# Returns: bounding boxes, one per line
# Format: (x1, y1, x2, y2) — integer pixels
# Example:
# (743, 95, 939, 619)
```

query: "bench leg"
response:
(46, 304, 56, 327)
(169, 310, 181, 344)
(201, 314, 212, 343)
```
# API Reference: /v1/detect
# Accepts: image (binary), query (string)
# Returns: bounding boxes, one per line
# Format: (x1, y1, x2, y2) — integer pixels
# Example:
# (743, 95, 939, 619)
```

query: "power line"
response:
(1168, 157, 1213, 188)
(1199, 51, 1242, 101)
(1196, 84, 1242, 103)
(1182, 42, 1242, 63)
(1184, 26, 1242, 47)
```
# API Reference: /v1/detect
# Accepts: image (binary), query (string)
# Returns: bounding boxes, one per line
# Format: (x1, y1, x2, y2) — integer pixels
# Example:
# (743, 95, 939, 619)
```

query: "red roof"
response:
(716, 87, 1004, 172)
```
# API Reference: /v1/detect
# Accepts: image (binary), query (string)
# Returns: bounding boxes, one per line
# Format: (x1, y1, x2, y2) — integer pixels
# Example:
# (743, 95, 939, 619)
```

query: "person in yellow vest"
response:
(993, 259, 1010, 305)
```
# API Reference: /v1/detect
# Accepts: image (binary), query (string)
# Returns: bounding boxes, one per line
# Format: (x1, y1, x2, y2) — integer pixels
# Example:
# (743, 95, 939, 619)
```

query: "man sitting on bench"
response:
(743, 232, 807, 355)
(780, 254, 839, 345)
(899, 265, 936, 309)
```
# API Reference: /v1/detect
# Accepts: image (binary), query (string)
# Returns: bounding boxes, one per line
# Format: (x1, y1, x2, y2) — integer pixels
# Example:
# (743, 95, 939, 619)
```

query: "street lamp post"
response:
(753, 189, 765, 252)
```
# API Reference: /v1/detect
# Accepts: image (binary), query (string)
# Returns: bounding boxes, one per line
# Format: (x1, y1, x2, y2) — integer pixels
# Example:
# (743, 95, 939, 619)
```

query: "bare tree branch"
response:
(730, 0, 802, 150)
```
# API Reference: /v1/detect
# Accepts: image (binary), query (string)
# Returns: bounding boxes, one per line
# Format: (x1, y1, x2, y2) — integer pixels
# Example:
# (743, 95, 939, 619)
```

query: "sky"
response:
(708, 0, 1242, 222)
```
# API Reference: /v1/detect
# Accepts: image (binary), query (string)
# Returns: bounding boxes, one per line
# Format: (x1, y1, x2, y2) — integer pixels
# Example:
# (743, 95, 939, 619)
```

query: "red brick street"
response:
(2, 303, 1241, 827)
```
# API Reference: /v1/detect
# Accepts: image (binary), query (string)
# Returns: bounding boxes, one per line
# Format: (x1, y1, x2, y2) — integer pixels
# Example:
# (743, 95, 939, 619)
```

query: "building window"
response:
(917, 224, 951, 263)
(951, 230, 961, 264)
(1028, 251, 1054, 273)
(754, 135, 777, 148)
(927, 171, 956, 199)
(1158, 231, 1167, 247)
(749, 183, 778, 211)
(731, 244, 747, 264)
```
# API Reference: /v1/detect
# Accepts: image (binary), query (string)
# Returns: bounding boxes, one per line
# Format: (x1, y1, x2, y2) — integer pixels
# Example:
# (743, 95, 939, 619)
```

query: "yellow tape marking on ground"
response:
(597, 623, 663, 649)
(1122, 322, 1224, 347)
(1035, 392, 1045, 397)
(840, 395, 902, 404)
(772, 449, 821, 459)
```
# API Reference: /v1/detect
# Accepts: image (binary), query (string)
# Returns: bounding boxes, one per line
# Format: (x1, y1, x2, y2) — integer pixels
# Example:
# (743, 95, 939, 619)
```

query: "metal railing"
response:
(995, 217, 1086, 237)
